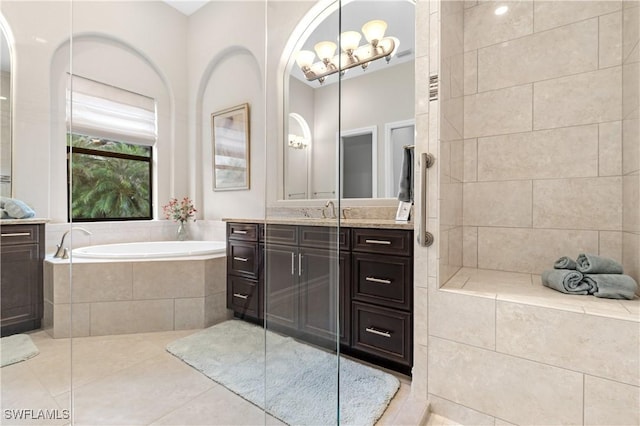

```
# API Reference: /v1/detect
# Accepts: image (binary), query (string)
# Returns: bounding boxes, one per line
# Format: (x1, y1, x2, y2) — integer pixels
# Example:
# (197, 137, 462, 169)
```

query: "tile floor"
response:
(1, 329, 421, 426)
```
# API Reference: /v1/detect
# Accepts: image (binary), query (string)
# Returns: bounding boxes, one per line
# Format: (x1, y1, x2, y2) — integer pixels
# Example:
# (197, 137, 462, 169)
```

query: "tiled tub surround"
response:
(43, 254, 230, 338)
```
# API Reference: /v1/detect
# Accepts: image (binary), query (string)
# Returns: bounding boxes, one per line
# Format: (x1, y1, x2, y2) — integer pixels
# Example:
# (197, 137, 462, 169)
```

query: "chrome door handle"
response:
(233, 293, 249, 300)
(291, 252, 295, 275)
(298, 254, 303, 276)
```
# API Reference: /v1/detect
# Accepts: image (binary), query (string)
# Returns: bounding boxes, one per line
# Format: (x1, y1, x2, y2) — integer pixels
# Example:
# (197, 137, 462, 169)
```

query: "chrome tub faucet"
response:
(53, 226, 92, 259)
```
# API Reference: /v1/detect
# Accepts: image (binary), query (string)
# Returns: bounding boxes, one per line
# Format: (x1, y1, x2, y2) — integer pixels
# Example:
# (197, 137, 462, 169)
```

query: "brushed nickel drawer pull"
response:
(1, 232, 31, 237)
(298, 254, 303, 277)
(233, 230, 248, 234)
(233, 256, 249, 262)
(233, 293, 249, 300)
(365, 276, 392, 284)
(365, 327, 392, 338)
(365, 239, 392, 245)
(291, 252, 295, 275)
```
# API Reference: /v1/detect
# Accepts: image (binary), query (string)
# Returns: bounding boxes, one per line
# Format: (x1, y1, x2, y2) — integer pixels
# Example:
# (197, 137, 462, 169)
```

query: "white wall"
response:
(2, 0, 189, 222)
(188, 1, 266, 221)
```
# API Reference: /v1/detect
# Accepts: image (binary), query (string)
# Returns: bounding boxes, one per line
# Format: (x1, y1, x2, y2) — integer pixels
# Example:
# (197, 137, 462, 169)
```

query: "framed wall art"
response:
(212, 103, 250, 191)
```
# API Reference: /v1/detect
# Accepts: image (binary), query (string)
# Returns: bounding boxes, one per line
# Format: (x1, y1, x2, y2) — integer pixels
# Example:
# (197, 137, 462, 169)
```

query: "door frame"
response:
(338, 125, 378, 198)
(384, 119, 415, 198)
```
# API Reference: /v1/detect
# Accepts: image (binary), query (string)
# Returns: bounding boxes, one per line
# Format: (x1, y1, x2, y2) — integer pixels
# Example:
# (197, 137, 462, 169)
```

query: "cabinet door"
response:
(1, 244, 41, 333)
(264, 244, 298, 332)
(299, 248, 350, 346)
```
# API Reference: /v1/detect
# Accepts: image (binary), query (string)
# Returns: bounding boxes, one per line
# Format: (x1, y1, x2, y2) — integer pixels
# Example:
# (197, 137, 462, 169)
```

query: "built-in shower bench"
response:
(441, 267, 639, 322)
(432, 267, 639, 423)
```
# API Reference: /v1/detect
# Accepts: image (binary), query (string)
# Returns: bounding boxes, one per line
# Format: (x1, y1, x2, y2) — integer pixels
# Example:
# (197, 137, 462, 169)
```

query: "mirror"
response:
(283, 0, 415, 201)
(1, 22, 11, 197)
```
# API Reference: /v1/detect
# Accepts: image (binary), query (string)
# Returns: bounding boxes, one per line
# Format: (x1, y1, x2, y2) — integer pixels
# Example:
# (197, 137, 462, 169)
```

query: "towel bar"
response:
(418, 152, 435, 247)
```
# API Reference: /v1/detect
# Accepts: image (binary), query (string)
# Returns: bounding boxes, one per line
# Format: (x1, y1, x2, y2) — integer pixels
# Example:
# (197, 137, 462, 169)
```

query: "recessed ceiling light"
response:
(495, 5, 509, 15)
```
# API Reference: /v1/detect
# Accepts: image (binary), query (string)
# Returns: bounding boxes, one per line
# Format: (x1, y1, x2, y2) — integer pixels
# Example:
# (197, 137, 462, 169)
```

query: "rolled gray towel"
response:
(541, 269, 590, 295)
(581, 274, 638, 300)
(576, 253, 623, 274)
(554, 256, 577, 270)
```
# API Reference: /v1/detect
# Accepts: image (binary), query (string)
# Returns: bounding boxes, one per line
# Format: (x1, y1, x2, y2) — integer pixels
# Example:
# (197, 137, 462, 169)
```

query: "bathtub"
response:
(72, 240, 226, 260)
(43, 240, 230, 338)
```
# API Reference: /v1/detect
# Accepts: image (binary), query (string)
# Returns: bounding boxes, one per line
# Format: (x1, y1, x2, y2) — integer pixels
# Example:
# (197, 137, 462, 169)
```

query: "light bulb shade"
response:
(388, 36, 400, 56)
(340, 31, 362, 53)
(377, 37, 399, 56)
(314, 41, 337, 61)
(362, 19, 387, 43)
(296, 50, 316, 69)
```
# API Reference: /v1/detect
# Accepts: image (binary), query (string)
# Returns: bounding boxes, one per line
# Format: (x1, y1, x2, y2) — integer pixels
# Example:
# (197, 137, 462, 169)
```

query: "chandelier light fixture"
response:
(296, 19, 399, 84)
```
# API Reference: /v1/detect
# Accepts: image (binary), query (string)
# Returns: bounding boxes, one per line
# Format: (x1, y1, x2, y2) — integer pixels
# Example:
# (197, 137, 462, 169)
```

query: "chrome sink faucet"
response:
(53, 226, 92, 259)
(322, 200, 337, 219)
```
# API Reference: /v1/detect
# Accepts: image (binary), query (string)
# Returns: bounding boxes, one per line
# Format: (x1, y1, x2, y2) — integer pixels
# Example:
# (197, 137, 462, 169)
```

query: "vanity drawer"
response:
(264, 224, 298, 245)
(227, 276, 261, 319)
(0, 224, 40, 245)
(351, 228, 413, 256)
(227, 241, 260, 279)
(352, 253, 411, 311)
(299, 226, 350, 250)
(228, 223, 259, 241)
(352, 302, 411, 366)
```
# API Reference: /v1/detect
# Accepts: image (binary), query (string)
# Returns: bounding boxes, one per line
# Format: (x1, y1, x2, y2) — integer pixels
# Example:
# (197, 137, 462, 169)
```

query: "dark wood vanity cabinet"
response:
(264, 225, 349, 347)
(226, 221, 413, 374)
(1, 223, 45, 336)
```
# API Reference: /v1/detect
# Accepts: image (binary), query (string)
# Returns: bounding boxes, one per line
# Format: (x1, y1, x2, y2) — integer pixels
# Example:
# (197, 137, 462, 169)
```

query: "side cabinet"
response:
(1, 223, 45, 336)
(226, 223, 263, 320)
(350, 228, 413, 371)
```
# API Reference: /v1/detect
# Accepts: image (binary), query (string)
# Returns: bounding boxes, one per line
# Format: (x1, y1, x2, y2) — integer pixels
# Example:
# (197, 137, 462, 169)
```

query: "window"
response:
(67, 134, 152, 221)
(67, 76, 156, 221)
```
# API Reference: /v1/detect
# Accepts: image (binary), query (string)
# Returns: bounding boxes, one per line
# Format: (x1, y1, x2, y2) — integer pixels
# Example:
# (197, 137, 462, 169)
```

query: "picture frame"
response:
(395, 200, 412, 221)
(212, 103, 250, 191)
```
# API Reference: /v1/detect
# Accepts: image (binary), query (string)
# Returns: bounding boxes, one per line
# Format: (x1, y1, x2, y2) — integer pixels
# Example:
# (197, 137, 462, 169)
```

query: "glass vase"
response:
(177, 221, 188, 241)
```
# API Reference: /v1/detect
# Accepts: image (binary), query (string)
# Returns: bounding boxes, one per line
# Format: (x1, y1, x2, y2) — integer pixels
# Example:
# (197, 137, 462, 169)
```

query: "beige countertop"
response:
(0, 218, 50, 225)
(222, 217, 414, 230)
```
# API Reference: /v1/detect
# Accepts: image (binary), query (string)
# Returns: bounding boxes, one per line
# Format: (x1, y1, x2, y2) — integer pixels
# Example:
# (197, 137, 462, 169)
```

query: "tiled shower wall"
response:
(462, 1, 630, 277)
(623, 3, 640, 285)
(438, 0, 464, 284)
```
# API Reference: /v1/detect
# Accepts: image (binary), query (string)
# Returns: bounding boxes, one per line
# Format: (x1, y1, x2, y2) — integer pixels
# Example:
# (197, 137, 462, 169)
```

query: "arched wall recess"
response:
(50, 33, 174, 221)
(196, 46, 265, 220)
(0, 13, 15, 198)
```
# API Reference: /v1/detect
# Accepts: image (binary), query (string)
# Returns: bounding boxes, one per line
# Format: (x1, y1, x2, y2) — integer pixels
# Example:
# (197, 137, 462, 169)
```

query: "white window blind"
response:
(67, 75, 157, 146)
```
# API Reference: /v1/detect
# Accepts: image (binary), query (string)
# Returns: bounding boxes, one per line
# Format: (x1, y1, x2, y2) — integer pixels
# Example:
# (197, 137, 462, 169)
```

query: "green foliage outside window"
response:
(68, 134, 152, 221)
